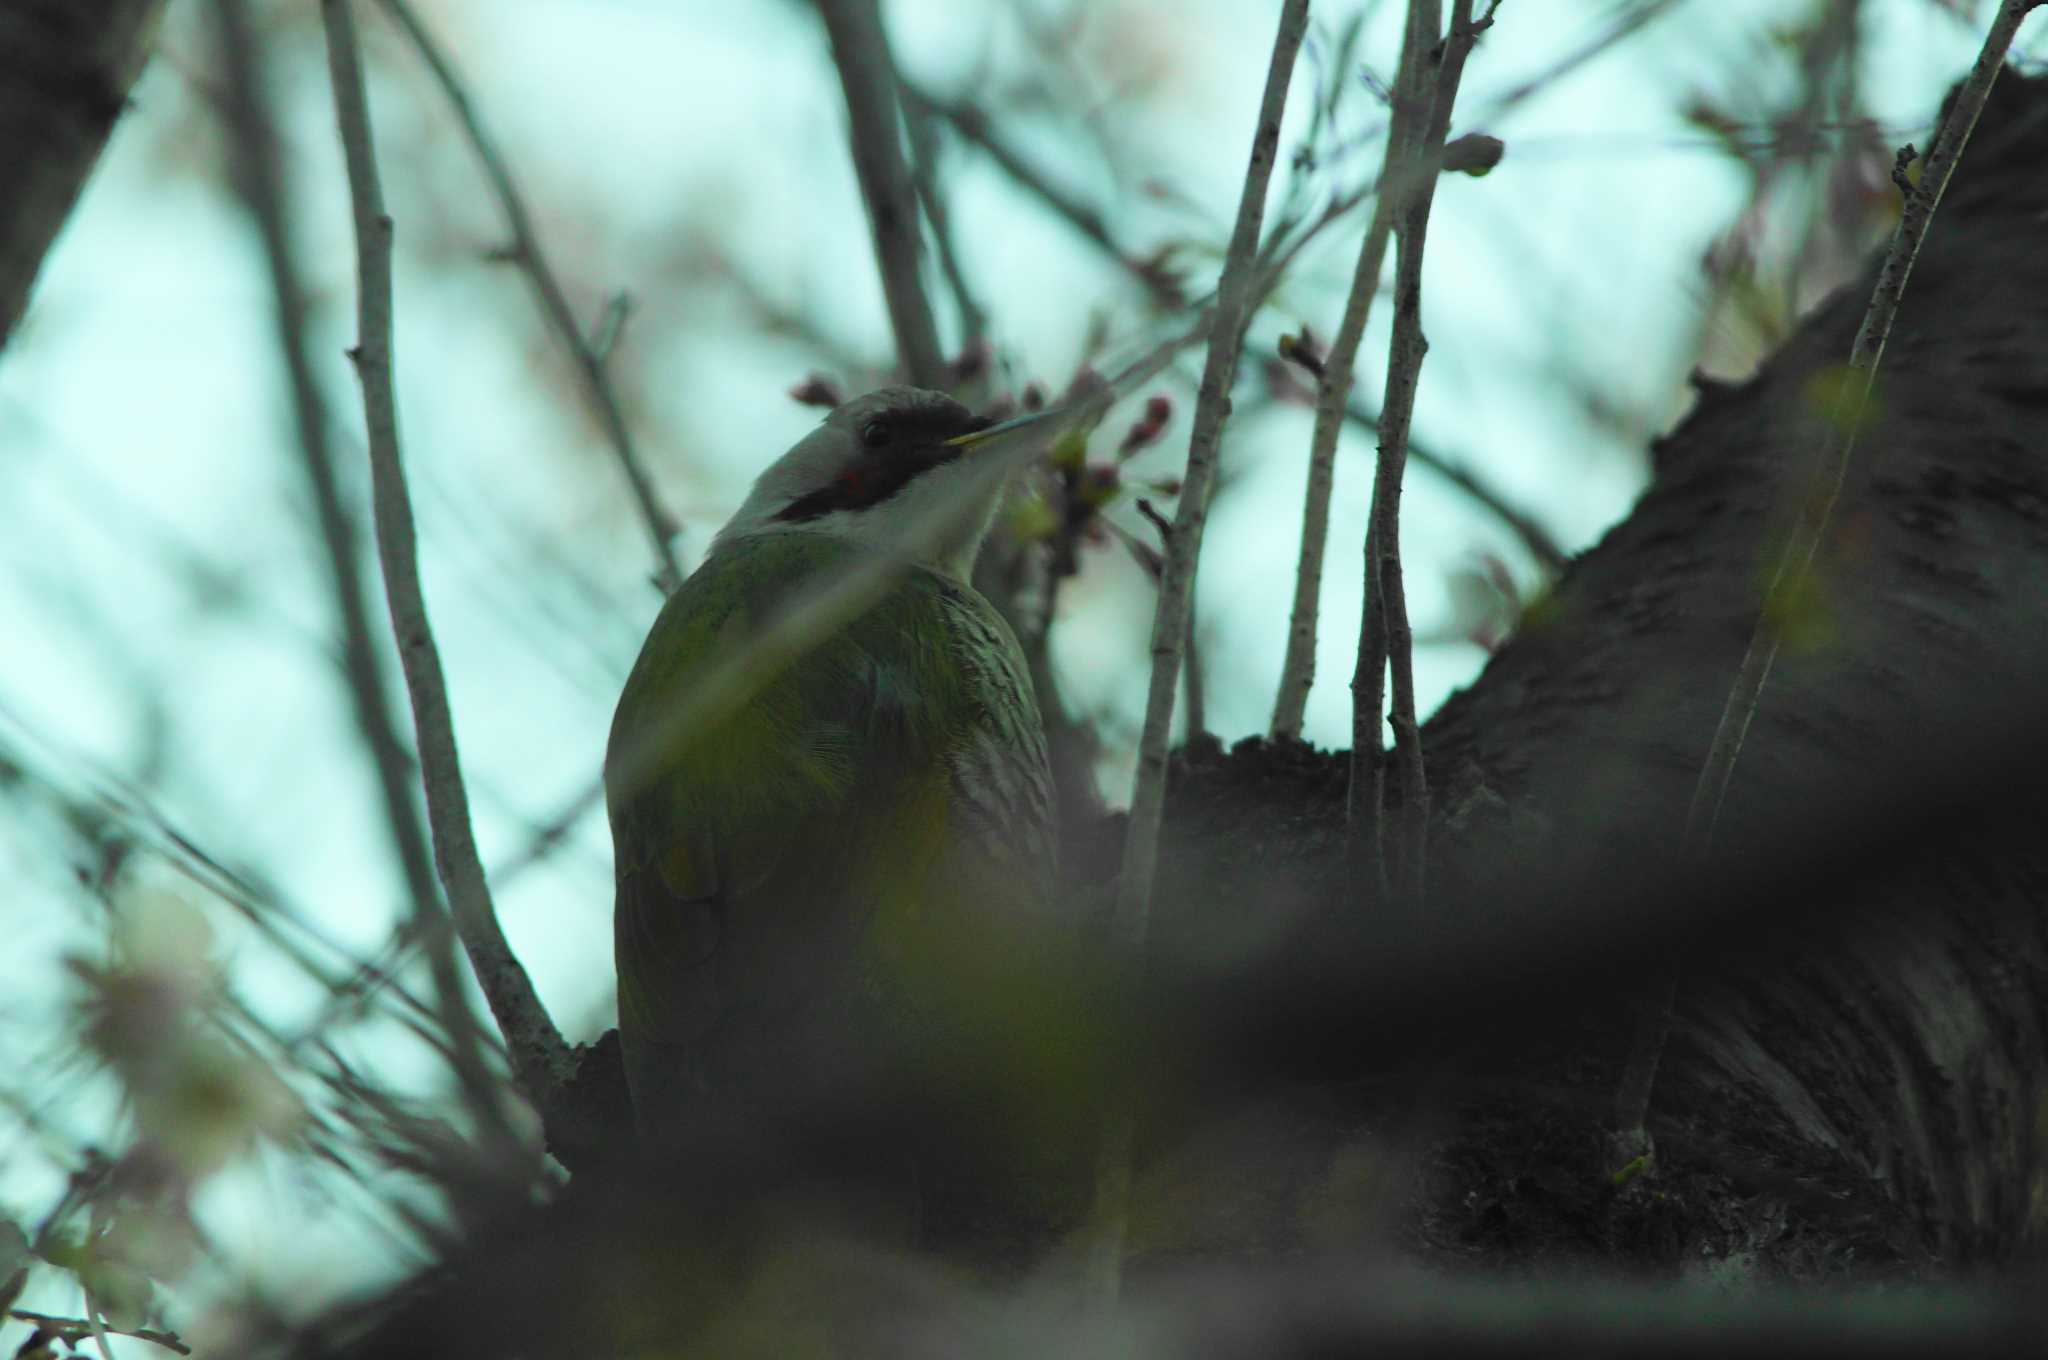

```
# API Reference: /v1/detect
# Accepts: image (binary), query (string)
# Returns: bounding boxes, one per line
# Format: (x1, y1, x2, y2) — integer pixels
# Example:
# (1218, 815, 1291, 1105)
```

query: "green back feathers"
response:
(606, 530, 1055, 1110)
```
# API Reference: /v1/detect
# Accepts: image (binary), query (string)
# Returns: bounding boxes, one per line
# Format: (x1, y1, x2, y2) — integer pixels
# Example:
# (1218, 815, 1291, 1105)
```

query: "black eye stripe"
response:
(771, 398, 988, 523)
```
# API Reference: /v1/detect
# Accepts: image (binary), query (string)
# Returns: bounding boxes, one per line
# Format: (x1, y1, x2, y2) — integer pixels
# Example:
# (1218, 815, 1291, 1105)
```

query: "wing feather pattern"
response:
(606, 532, 1055, 1136)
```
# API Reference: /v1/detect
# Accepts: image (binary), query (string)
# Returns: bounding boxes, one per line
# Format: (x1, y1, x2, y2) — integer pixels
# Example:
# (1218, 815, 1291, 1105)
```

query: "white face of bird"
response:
(716, 387, 1022, 580)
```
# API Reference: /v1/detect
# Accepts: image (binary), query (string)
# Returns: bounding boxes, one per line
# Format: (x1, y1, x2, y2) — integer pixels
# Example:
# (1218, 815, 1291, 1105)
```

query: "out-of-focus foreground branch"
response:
(0, 0, 166, 353)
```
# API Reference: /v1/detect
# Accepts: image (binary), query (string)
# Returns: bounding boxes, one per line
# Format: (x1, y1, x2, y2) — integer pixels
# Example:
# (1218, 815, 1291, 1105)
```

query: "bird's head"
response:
(715, 387, 1012, 581)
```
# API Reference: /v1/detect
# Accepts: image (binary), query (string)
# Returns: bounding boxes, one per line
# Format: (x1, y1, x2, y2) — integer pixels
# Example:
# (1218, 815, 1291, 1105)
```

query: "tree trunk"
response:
(1392, 65, 2048, 1270)
(0, 0, 165, 353)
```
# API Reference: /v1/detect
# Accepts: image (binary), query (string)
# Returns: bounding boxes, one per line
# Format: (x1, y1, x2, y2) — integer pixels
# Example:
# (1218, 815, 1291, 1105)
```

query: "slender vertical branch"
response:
(373, 0, 683, 594)
(322, 0, 572, 1113)
(1088, 0, 1312, 1306)
(903, 93, 987, 346)
(1347, 402, 1566, 573)
(210, 0, 527, 1143)
(1270, 7, 1441, 742)
(1611, 0, 2043, 1149)
(1349, 0, 1491, 906)
(1182, 573, 1207, 740)
(812, 0, 947, 387)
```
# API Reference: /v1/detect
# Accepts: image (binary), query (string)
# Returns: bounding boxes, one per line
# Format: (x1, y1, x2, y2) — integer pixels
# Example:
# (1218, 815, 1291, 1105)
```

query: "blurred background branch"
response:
(812, 0, 948, 387)
(374, 0, 685, 594)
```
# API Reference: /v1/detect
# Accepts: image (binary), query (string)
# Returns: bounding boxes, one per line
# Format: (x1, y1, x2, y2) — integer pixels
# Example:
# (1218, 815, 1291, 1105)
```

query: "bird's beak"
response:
(943, 407, 1068, 460)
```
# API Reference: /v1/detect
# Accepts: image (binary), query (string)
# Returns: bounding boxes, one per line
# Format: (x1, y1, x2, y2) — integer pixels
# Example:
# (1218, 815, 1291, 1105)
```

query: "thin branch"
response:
(812, 0, 947, 387)
(1349, 0, 1490, 906)
(1087, 0, 1312, 1307)
(898, 78, 1187, 309)
(1610, 0, 2045, 1149)
(372, 0, 683, 594)
(1349, 403, 1567, 573)
(903, 93, 987, 346)
(211, 0, 524, 1150)
(322, 0, 572, 1114)
(8, 1311, 190, 1357)
(1270, 7, 1440, 742)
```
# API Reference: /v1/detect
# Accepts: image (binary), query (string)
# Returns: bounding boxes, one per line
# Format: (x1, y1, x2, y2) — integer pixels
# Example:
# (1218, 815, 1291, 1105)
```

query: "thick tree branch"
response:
(322, 0, 572, 1118)
(812, 0, 947, 388)
(373, 0, 683, 594)
(1611, 0, 2047, 1151)
(0, 0, 166, 353)
(1089, 0, 1312, 1305)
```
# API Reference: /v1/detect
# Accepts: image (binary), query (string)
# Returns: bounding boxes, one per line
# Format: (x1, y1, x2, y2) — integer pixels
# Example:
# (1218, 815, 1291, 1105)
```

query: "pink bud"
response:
(788, 374, 845, 408)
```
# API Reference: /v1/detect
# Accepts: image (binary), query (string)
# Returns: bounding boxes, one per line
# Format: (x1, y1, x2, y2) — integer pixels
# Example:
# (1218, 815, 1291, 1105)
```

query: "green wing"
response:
(605, 532, 1054, 1126)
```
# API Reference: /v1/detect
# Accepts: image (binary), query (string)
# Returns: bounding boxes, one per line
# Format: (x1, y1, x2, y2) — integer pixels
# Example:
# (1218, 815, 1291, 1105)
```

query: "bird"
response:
(604, 386, 1059, 1167)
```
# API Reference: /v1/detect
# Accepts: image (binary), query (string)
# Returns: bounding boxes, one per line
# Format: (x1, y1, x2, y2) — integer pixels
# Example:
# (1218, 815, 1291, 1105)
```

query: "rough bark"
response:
(1416, 68, 2048, 1266)
(0, 0, 165, 354)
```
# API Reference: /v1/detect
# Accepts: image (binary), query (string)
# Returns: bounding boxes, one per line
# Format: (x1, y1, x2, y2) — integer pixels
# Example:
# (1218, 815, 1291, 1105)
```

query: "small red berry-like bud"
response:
(789, 374, 845, 407)
(1062, 366, 1109, 408)
(1118, 392, 1173, 456)
(949, 338, 992, 382)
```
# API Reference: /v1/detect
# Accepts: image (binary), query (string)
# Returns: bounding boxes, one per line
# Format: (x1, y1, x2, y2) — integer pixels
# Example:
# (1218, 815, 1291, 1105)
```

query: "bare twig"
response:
(373, 0, 683, 594)
(812, 0, 947, 387)
(899, 78, 1187, 309)
(1270, 4, 1439, 742)
(903, 94, 987, 346)
(1348, 403, 1567, 573)
(1349, 0, 1491, 905)
(8, 1311, 190, 1356)
(1087, 0, 1312, 1307)
(211, 0, 527, 1150)
(1610, 0, 2045, 1152)
(322, 0, 572, 1115)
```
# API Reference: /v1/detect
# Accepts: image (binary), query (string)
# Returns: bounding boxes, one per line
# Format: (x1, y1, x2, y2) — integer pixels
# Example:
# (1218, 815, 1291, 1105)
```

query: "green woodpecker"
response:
(606, 386, 1057, 1143)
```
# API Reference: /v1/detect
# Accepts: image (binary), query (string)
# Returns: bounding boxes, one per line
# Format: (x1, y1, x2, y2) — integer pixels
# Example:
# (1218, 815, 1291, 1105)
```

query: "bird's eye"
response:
(859, 418, 891, 448)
